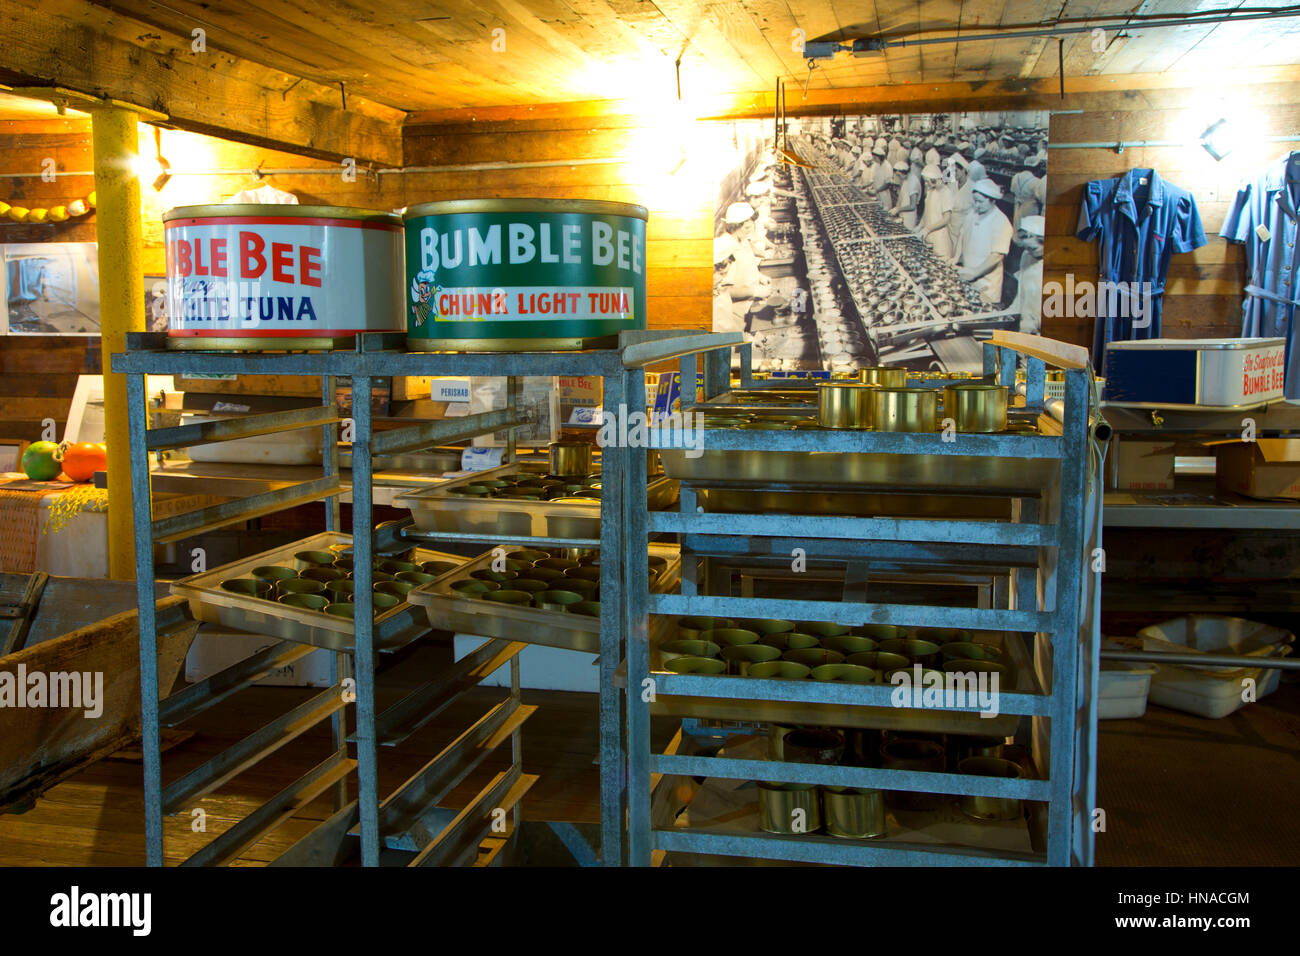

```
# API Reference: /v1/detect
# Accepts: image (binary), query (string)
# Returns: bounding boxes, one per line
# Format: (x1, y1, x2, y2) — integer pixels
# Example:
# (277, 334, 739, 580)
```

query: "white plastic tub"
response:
(1098, 661, 1158, 719)
(1135, 615, 1293, 719)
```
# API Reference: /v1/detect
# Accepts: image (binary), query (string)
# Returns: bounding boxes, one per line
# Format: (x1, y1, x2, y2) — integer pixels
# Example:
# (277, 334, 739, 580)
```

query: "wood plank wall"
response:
(1042, 81, 1300, 349)
(2, 75, 1296, 439)
(0, 121, 393, 440)
(404, 78, 1300, 349)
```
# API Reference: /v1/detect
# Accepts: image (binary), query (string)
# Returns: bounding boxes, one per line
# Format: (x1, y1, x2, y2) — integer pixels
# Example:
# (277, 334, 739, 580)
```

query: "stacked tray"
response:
(650, 619, 1034, 736)
(408, 542, 680, 653)
(395, 461, 679, 539)
(171, 531, 467, 653)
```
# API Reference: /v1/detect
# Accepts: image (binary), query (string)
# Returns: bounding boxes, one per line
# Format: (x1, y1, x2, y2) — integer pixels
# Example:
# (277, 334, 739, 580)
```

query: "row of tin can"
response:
(162, 198, 649, 351)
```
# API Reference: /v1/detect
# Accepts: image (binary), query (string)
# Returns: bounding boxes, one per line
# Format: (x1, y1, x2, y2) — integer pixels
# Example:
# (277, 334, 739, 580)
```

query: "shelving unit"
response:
(621, 338, 1101, 866)
(114, 329, 741, 868)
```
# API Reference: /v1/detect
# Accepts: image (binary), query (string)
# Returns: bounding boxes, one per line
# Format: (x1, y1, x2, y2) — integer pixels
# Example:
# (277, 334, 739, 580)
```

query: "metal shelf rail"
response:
(115, 329, 742, 868)
(621, 338, 1100, 866)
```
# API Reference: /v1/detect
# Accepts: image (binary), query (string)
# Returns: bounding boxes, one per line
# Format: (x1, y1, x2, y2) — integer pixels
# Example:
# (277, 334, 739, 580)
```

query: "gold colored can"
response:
(870, 387, 939, 432)
(549, 440, 593, 477)
(957, 756, 1024, 821)
(818, 383, 874, 429)
(823, 787, 886, 839)
(943, 384, 1009, 433)
(759, 782, 822, 834)
(859, 365, 908, 387)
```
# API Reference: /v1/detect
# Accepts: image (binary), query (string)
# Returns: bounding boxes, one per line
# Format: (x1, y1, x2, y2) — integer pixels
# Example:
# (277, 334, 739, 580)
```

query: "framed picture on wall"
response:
(0, 439, 27, 474)
(711, 112, 1049, 375)
(0, 242, 101, 335)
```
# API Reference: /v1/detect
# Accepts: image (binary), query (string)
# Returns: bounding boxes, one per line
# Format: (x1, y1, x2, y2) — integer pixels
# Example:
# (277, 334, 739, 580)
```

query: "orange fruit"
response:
(59, 442, 107, 482)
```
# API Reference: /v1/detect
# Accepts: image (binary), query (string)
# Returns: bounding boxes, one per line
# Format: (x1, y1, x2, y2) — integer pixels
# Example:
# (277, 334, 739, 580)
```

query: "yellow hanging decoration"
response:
(2, 194, 96, 224)
(43, 485, 109, 536)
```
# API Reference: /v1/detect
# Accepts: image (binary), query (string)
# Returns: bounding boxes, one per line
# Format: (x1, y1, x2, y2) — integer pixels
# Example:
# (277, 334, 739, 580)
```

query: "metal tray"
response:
(171, 531, 468, 653)
(649, 628, 1035, 737)
(394, 461, 679, 539)
(408, 543, 681, 654)
(659, 446, 1059, 495)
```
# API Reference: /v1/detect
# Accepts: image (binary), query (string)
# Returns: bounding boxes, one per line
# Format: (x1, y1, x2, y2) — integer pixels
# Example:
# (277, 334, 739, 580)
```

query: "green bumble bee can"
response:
(403, 199, 647, 350)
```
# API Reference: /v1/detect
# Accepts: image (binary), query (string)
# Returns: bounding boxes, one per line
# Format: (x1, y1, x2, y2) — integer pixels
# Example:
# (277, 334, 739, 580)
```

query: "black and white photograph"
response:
(1, 242, 100, 335)
(713, 111, 1049, 374)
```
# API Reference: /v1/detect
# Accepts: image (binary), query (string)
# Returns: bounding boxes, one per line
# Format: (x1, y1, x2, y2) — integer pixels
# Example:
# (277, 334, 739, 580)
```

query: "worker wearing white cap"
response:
(891, 158, 922, 229)
(885, 159, 909, 211)
(1009, 158, 1046, 228)
(1008, 214, 1046, 335)
(956, 178, 1014, 303)
(925, 143, 942, 169)
(888, 136, 905, 167)
(946, 153, 974, 252)
(916, 163, 954, 259)
(908, 146, 924, 165)
(870, 145, 893, 200)
(719, 201, 771, 303)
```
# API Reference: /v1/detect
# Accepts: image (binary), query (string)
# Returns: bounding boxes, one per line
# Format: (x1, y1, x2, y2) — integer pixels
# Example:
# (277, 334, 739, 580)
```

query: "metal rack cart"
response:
(620, 338, 1101, 866)
(114, 329, 740, 867)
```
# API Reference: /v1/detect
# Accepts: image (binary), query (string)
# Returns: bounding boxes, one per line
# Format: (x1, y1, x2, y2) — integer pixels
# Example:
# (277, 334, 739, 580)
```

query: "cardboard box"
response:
(1215, 439, 1300, 500)
(1108, 438, 1176, 490)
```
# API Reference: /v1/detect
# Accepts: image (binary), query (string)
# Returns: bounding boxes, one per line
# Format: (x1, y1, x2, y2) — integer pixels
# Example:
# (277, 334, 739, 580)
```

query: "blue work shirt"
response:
(1076, 168, 1206, 365)
(1219, 153, 1300, 398)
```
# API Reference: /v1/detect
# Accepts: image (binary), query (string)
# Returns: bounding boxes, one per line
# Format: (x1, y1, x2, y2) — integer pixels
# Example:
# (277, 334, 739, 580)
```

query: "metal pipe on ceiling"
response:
(868, 6, 1300, 50)
(1050, 135, 1300, 150)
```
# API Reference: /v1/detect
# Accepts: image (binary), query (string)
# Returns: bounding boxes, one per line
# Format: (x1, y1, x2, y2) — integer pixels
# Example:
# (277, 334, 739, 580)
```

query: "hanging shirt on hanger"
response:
(1076, 168, 1206, 365)
(1219, 152, 1300, 398)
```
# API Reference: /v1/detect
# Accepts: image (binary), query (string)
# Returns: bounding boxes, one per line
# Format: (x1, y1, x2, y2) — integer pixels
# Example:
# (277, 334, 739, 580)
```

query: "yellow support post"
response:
(91, 107, 144, 581)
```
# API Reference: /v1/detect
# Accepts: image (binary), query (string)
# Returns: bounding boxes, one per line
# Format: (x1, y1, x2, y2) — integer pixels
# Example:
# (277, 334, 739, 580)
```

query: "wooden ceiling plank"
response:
(322, 0, 583, 106)
(739, 0, 829, 84)
(0, 0, 402, 165)
(650, 0, 774, 90)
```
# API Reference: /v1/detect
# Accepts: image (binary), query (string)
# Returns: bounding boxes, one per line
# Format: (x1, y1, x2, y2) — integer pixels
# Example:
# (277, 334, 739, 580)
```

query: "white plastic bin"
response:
(1135, 615, 1293, 719)
(1098, 661, 1158, 719)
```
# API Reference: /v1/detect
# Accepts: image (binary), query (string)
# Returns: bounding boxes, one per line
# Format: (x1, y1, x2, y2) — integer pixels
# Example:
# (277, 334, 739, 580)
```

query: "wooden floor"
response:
(0, 637, 635, 866)
(0, 634, 1296, 866)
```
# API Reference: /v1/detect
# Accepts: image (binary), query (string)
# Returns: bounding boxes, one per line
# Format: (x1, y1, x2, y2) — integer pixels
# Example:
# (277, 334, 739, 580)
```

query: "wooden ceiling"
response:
(87, 0, 1300, 113)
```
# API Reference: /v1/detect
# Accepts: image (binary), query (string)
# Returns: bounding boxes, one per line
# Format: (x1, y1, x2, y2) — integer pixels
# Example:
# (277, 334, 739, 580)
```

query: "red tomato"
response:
(59, 442, 107, 482)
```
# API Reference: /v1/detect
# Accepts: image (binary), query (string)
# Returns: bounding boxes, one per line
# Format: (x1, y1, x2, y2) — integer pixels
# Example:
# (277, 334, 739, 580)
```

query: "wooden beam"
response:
(404, 62, 1300, 129)
(0, 0, 403, 166)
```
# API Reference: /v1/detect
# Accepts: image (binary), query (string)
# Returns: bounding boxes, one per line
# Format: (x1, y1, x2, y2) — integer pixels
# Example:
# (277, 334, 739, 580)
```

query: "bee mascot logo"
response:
(410, 269, 441, 327)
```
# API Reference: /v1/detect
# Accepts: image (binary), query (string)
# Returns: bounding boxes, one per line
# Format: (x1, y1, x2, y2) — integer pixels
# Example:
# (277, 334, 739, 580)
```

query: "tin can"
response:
(818, 383, 874, 428)
(943, 384, 1009, 433)
(163, 204, 404, 350)
(402, 199, 648, 350)
(870, 387, 939, 432)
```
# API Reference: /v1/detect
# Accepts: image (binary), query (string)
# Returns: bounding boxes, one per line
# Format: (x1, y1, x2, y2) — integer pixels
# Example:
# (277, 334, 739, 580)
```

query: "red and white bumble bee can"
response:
(163, 204, 403, 349)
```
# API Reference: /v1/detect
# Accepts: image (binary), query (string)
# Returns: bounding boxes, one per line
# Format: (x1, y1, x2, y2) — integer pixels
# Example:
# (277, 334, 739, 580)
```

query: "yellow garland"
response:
(0, 192, 96, 224)
(43, 485, 109, 536)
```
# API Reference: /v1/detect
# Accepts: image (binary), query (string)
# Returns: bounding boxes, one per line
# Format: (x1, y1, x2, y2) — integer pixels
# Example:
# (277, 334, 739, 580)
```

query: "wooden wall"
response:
(401, 119, 713, 332)
(3, 73, 1298, 441)
(0, 120, 394, 441)
(404, 77, 1300, 349)
(1042, 81, 1300, 349)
